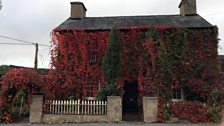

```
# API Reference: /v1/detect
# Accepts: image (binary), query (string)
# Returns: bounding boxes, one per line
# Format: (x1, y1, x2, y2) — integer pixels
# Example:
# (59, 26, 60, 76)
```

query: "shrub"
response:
(170, 101, 211, 123)
(206, 106, 222, 123)
(96, 84, 121, 100)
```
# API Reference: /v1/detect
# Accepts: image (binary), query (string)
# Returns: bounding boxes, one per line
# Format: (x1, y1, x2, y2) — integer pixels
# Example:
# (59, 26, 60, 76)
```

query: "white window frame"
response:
(89, 51, 97, 64)
(172, 88, 184, 102)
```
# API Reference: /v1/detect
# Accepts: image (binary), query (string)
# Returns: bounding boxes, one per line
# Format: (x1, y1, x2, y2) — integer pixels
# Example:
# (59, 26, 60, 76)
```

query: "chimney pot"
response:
(70, 2, 87, 19)
(179, 0, 197, 16)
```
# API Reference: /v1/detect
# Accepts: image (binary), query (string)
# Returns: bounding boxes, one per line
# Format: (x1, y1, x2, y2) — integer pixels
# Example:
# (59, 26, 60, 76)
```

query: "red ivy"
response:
(170, 101, 211, 123)
(0, 68, 50, 123)
(50, 26, 220, 122)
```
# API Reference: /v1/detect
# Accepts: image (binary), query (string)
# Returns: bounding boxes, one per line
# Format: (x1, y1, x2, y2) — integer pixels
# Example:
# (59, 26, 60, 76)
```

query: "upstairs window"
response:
(89, 51, 97, 64)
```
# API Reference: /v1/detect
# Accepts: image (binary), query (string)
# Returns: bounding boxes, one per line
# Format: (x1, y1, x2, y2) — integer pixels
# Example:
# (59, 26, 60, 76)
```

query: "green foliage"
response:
(163, 107, 170, 121)
(11, 90, 29, 122)
(158, 29, 187, 84)
(101, 26, 122, 84)
(210, 90, 222, 106)
(51, 25, 221, 123)
(148, 25, 158, 42)
(67, 95, 76, 100)
(0, 65, 12, 76)
(207, 112, 221, 123)
(206, 90, 223, 123)
(12, 90, 26, 105)
(96, 84, 121, 101)
(206, 106, 222, 123)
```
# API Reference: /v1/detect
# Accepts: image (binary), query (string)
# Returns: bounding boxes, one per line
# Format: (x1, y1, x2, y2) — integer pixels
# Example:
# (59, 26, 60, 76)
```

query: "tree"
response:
(0, 68, 47, 123)
(101, 26, 122, 84)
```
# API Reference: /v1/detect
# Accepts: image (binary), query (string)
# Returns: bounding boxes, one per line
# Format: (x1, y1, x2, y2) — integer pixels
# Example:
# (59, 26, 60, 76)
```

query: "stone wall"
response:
(30, 95, 159, 123)
(42, 114, 108, 123)
(107, 96, 122, 122)
(143, 97, 158, 123)
(29, 95, 44, 123)
(29, 95, 122, 123)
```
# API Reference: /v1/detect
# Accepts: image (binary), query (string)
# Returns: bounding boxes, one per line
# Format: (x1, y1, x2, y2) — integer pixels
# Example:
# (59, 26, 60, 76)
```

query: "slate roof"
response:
(55, 14, 213, 31)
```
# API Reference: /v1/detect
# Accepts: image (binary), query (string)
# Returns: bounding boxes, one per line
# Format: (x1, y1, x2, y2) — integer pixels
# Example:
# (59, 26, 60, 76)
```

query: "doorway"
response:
(122, 81, 142, 121)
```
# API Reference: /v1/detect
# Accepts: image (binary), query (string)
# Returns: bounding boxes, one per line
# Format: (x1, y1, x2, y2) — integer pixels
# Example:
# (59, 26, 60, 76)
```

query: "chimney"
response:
(179, 0, 197, 16)
(70, 2, 87, 19)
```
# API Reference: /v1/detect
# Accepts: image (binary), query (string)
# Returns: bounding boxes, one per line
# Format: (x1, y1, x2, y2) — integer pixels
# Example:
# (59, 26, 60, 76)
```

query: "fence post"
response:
(29, 95, 44, 123)
(143, 97, 158, 123)
(77, 99, 80, 114)
(107, 96, 122, 122)
(103, 101, 107, 115)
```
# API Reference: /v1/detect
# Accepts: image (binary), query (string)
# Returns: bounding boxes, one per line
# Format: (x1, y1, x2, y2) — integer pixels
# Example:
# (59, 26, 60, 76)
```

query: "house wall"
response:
(51, 27, 219, 103)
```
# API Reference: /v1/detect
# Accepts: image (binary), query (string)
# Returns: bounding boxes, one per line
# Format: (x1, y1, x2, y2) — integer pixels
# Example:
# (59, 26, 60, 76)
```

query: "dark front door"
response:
(123, 81, 141, 121)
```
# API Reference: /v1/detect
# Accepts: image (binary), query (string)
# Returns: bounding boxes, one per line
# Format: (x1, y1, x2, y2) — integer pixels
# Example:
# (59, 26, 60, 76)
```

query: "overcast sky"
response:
(0, 0, 223, 68)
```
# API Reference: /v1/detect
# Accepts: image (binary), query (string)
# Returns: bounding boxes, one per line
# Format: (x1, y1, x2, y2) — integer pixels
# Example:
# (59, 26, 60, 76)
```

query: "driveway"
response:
(0, 123, 219, 126)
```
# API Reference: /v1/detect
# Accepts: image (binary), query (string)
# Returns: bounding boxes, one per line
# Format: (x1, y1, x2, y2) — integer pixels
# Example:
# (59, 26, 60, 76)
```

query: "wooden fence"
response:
(44, 100, 107, 115)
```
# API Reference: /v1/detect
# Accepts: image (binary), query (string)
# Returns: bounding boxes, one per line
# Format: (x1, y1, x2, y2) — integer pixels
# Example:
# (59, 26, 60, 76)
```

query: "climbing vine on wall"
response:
(50, 26, 221, 122)
(1, 26, 220, 123)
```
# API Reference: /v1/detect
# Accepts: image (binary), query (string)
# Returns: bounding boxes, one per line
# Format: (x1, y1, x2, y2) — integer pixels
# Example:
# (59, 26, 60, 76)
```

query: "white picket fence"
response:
(44, 100, 107, 115)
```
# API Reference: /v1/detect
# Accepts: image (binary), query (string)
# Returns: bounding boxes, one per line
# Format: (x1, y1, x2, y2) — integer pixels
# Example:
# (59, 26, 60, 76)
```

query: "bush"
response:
(170, 101, 211, 123)
(163, 107, 170, 121)
(96, 84, 121, 100)
(0, 112, 13, 124)
(206, 106, 222, 123)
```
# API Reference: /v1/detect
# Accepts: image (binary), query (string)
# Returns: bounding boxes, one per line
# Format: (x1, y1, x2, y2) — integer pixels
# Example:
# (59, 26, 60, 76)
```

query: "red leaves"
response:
(52, 27, 180, 98)
(170, 101, 211, 123)
(51, 27, 219, 99)
(1, 68, 49, 102)
(0, 68, 51, 123)
(50, 27, 220, 123)
(1, 68, 39, 97)
(1, 112, 13, 124)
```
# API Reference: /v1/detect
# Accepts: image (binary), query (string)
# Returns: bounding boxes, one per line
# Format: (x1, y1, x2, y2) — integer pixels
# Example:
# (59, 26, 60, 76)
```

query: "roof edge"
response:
(53, 25, 216, 33)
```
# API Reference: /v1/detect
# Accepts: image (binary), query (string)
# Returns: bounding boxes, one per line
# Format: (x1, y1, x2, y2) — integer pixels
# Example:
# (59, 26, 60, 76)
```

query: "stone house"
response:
(51, 0, 220, 120)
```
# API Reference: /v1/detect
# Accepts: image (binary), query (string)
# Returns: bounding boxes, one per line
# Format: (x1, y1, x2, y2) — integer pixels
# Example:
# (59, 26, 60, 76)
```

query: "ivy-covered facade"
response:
(50, 0, 222, 122)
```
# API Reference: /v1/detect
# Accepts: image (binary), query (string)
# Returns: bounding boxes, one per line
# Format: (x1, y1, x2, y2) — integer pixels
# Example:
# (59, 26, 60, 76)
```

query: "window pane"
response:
(172, 89, 182, 100)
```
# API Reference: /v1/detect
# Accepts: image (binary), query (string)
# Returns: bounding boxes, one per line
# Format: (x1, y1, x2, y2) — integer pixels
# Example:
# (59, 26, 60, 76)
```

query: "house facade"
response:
(51, 0, 220, 121)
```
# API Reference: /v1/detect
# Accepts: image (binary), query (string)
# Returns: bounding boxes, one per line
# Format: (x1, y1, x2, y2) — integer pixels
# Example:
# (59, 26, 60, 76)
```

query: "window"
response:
(87, 89, 93, 97)
(86, 84, 99, 99)
(89, 51, 97, 64)
(86, 75, 100, 98)
(172, 88, 183, 102)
